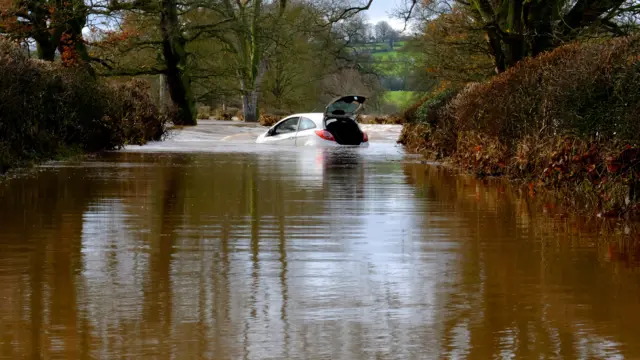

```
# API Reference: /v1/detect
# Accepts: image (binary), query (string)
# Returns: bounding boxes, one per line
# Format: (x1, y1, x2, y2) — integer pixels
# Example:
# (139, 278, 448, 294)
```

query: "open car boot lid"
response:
(324, 95, 366, 120)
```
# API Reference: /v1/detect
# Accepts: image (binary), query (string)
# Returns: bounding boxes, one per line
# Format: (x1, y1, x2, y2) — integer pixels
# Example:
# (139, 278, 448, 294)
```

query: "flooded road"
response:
(1, 121, 640, 359)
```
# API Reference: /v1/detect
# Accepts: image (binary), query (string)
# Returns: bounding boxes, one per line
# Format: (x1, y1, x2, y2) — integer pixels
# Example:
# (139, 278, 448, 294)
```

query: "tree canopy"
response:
(398, 0, 640, 72)
(1, 0, 380, 124)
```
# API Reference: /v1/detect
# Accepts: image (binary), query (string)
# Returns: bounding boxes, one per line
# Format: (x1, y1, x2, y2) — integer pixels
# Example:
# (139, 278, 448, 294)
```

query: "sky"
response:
(365, 0, 407, 31)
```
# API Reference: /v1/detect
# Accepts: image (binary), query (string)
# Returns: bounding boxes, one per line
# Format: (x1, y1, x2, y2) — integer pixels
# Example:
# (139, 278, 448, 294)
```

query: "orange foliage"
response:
(59, 32, 79, 66)
(100, 29, 137, 46)
(0, 0, 32, 38)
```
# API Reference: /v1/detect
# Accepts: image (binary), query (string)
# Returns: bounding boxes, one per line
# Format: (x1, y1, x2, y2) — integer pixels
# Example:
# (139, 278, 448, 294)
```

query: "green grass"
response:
(371, 51, 399, 60)
(353, 41, 419, 84)
(383, 91, 420, 109)
(353, 42, 417, 77)
(354, 42, 407, 55)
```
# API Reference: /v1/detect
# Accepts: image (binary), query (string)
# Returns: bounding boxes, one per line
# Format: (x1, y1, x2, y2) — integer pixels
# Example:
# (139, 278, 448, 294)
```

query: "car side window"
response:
(273, 117, 299, 135)
(298, 118, 317, 131)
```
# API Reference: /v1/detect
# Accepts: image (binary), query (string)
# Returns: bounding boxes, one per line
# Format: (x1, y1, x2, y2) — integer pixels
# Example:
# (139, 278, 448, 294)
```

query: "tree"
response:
(211, 0, 375, 122)
(102, 0, 233, 125)
(342, 13, 371, 44)
(374, 20, 400, 49)
(374, 20, 392, 41)
(406, 7, 495, 84)
(0, 0, 92, 67)
(260, 5, 332, 112)
(209, 0, 288, 123)
(259, 5, 383, 113)
(398, 0, 640, 73)
(1, 0, 59, 60)
(387, 27, 399, 49)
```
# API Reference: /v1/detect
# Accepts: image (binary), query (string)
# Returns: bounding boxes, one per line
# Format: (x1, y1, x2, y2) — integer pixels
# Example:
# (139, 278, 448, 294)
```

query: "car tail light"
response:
(315, 130, 335, 141)
(362, 132, 368, 142)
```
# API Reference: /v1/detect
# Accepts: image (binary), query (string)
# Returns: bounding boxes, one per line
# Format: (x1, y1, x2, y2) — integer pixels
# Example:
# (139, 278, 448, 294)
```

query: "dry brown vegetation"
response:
(399, 36, 640, 217)
(259, 114, 284, 127)
(0, 40, 171, 174)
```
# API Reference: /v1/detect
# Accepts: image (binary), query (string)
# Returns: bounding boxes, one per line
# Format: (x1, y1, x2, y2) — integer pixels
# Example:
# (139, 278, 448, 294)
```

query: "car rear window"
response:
(299, 118, 316, 130)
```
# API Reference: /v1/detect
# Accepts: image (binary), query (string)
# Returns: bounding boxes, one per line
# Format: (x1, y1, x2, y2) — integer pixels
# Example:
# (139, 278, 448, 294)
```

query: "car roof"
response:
(293, 113, 323, 121)
(283, 113, 323, 126)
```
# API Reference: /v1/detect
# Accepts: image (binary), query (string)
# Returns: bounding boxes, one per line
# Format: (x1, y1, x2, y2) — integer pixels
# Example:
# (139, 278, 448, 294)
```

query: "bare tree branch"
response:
(327, 0, 374, 23)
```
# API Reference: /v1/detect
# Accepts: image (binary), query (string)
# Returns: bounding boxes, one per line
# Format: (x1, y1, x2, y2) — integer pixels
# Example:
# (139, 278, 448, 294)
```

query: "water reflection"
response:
(0, 149, 639, 359)
(403, 163, 640, 359)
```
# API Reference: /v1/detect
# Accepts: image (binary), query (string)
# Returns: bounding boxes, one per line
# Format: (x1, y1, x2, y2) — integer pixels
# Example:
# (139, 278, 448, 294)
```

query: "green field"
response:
(354, 42, 416, 76)
(355, 41, 406, 53)
(371, 51, 399, 60)
(353, 42, 420, 109)
(383, 91, 420, 109)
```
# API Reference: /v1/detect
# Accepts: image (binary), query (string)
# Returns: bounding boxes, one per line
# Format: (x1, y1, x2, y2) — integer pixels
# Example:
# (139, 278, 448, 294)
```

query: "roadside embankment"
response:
(399, 36, 640, 218)
(0, 40, 170, 175)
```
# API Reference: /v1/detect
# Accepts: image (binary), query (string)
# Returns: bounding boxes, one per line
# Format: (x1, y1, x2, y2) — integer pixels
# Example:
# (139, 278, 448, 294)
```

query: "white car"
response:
(256, 95, 369, 147)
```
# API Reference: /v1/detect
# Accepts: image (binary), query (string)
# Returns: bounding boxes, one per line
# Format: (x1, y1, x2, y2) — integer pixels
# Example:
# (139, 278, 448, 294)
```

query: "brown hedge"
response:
(0, 40, 171, 173)
(401, 36, 640, 216)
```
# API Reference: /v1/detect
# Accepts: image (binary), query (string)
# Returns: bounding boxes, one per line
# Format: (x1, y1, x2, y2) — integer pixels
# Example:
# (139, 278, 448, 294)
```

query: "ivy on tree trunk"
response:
(159, 0, 196, 126)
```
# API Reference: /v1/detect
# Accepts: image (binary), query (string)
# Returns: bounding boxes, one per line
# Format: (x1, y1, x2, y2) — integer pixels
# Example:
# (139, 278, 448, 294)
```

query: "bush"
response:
(398, 87, 460, 159)
(260, 114, 283, 127)
(0, 40, 170, 173)
(103, 80, 170, 148)
(234, 109, 245, 121)
(401, 96, 430, 124)
(212, 107, 241, 120)
(444, 36, 640, 143)
(197, 105, 212, 119)
(400, 36, 640, 216)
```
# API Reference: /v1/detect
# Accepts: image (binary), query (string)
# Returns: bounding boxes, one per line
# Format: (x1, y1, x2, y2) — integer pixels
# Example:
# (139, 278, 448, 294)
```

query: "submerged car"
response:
(256, 95, 369, 147)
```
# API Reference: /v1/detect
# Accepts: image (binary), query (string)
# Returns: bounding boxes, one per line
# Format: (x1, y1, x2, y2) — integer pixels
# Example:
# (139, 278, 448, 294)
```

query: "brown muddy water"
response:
(1, 121, 640, 359)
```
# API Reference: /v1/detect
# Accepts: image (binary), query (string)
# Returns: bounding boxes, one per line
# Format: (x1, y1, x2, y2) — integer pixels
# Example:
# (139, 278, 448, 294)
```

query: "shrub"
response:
(212, 107, 241, 120)
(413, 88, 458, 125)
(401, 96, 430, 124)
(0, 40, 170, 173)
(444, 36, 640, 144)
(260, 114, 283, 127)
(102, 80, 170, 148)
(400, 35, 640, 215)
(398, 123, 430, 153)
(398, 87, 460, 159)
(234, 109, 245, 121)
(197, 105, 212, 119)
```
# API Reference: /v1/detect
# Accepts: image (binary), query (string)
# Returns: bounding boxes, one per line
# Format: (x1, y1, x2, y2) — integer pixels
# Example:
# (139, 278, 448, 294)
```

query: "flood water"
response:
(1, 122, 640, 359)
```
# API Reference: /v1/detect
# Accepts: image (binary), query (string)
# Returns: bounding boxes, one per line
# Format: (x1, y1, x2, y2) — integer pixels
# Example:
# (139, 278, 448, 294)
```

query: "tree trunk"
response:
(159, 74, 168, 113)
(34, 34, 57, 61)
(240, 58, 267, 123)
(528, 1, 555, 56)
(32, 10, 60, 61)
(504, 36, 525, 67)
(242, 90, 259, 123)
(159, 0, 197, 126)
(164, 61, 196, 125)
(485, 26, 506, 73)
